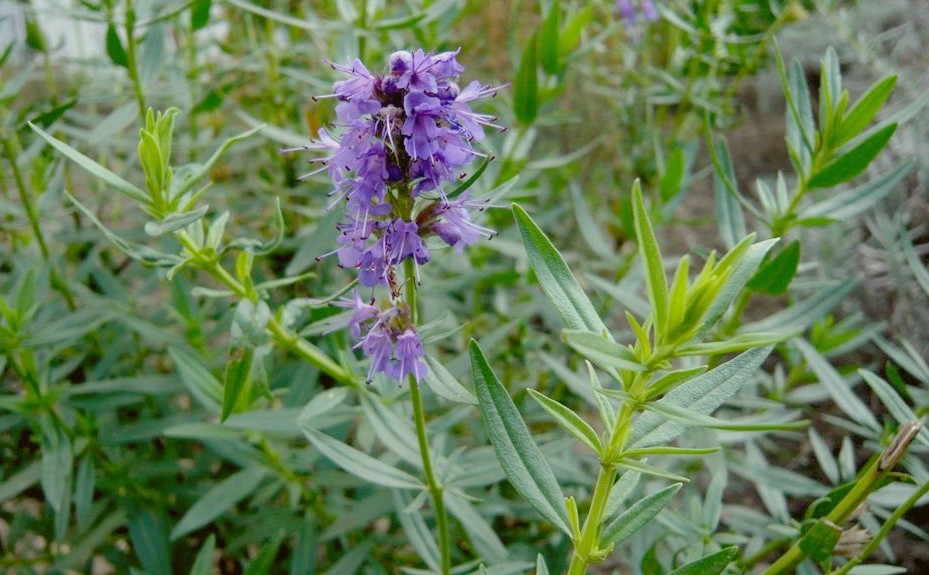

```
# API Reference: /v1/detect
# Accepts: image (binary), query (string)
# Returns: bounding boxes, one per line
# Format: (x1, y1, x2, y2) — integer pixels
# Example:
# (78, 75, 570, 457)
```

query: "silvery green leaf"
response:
(601, 483, 681, 546)
(170, 466, 266, 540)
(795, 339, 880, 432)
(424, 354, 478, 405)
(144, 205, 209, 236)
(562, 329, 644, 372)
(470, 340, 571, 536)
(526, 389, 602, 455)
(302, 428, 423, 490)
(230, 299, 271, 348)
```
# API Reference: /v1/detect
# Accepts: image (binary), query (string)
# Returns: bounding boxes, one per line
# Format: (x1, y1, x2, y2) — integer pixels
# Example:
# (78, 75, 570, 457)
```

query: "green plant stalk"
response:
(831, 478, 929, 575)
(123, 0, 147, 119)
(174, 231, 353, 384)
(404, 258, 452, 575)
(762, 456, 893, 575)
(566, 401, 636, 575)
(2, 135, 76, 310)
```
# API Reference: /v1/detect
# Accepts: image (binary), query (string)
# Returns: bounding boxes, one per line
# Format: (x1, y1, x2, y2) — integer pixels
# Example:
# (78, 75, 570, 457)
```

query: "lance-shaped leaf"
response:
(632, 181, 669, 338)
(629, 346, 773, 448)
(170, 466, 266, 540)
(526, 389, 602, 455)
(667, 546, 739, 575)
(302, 428, 423, 490)
(512, 204, 609, 337)
(795, 339, 880, 432)
(808, 123, 897, 189)
(562, 329, 643, 372)
(601, 483, 682, 546)
(470, 340, 571, 535)
(29, 121, 150, 204)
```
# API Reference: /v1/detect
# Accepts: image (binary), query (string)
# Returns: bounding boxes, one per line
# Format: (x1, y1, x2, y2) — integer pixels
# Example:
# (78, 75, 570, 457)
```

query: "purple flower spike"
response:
(290, 48, 506, 386)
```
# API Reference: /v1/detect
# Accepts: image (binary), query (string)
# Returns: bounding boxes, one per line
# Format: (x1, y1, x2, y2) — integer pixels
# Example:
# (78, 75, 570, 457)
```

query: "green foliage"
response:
(3, 1, 927, 574)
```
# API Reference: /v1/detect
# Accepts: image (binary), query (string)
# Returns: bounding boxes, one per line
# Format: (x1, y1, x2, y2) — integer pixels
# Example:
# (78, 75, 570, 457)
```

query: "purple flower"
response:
(402, 91, 443, 160)
(393, 329, 427, 382)
(615, 0, 660, 26)
(424, 192, 496, 252)
(333, 289, 380, 339)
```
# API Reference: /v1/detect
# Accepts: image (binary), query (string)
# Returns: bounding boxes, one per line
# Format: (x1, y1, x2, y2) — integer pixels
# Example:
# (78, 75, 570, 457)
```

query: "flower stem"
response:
(123, 0, 147, 119)
(404, 258, 452, 574)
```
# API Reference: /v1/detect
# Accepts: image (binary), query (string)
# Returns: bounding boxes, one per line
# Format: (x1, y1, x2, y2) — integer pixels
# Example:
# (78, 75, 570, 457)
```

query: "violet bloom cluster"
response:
(615, 0, 659, 26)
(290, 49, 502, 384)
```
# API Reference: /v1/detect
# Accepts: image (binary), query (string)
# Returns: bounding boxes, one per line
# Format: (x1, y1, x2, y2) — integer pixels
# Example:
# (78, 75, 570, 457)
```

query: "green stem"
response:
(404, 258, 452, 574)
(567, 401, 636, 575)
(174, 231, 354, 384)
(124, 0, 147, 119)
(831, 478, 929, 575)
(2, 135, 76, 310)
(762, 456, 892, 575)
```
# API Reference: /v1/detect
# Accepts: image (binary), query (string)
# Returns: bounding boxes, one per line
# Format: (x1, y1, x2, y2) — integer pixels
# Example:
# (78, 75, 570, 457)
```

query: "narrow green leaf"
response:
(747, 240, 800, 295)
(106, 24, 128, 68)
(188, 534, 215, 575)
(795, 339, 880, 432)
(445, 491, 509, 563)
(243, 531, 285, 575)
(470, 340, 571, 535)
(690, 238, 778, 342)
(539, 1, 560, 75)
(629, 346, 773, 448)
(169, 347, 222, 413)
(646, 365, 708, 399)
(526, 389, 602, 455)
(423, 354, 478, 405)
(40, 423, 72, 513)
(834, 75, 897, 147)
(512, 204, 609, 336)
(171, 467, 266, 540)
(514, 35, 539, 124)
(302, 428, 423, 489)
(536, 554, 550, 575)
(642, 400, 805, 432)
(221, 347, 254, 422)
(632, 181, 669, 336)
(74, 457, 96, 529)
(740, 280, 855, 334)
(808, 123, 897, 189)
(393, 491, 440, 572)
(571, 184, 614, 260)
(29, 122, 150, 204)
(712, 140, 746, 250)
(616, 459, 689, 483)
(172, 124, 264, 201)
(586, 361, 616, 431)
(562, 329, 643, 372)
(0, 461, 41, 504)
(667, 546, 739, 575)
(622, 446, 719, 459)
(601, 483, 682, 545)
(678, 331, 793, 356)
(805, 161, 912, 220)
(128, 506, 172, 575)
(144, 205, 209, 236)
(901, 229, 929, 299)
(860, 370, 929, 448)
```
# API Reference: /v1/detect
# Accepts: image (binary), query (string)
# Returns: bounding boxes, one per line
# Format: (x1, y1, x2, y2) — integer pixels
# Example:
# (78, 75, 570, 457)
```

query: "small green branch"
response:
(174, 231, 354, 384)
(2, 134, 76, 310)
(123, 0, 147, 119)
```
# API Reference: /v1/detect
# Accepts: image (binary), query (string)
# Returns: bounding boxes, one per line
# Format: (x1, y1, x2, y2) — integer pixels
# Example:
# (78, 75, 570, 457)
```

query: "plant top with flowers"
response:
(286, 48, 504, 384)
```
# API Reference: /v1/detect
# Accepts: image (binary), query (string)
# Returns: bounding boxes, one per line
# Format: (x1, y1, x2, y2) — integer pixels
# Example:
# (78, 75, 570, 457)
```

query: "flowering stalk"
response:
(290, 49, 503, 572)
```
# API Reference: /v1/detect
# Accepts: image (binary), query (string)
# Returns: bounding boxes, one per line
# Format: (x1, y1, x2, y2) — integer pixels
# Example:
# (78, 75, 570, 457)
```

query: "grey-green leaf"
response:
(302, 427, 423, 490)
(601, 483, 682, 546)
(526, 389, 602, 455)
(171, 466, 266, 540)
(562, 329, 644, 372)
(666, 546, 739, 575)
(470, 340, 571, 535)
(28, 121, 150, 204)
(512, 204, 609, 336)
